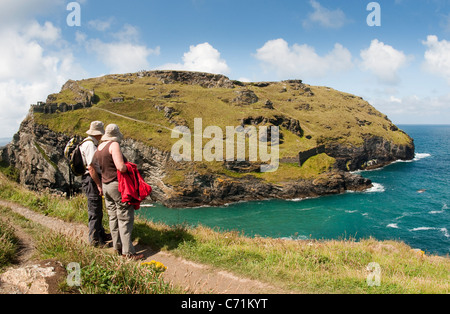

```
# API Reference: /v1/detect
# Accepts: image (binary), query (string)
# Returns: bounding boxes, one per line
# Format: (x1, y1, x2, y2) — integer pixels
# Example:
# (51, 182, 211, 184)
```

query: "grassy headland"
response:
(33, 72, 413, 185)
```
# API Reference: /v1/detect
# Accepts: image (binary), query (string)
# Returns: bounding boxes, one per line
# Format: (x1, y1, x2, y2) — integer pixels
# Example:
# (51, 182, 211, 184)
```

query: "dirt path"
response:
(0, 200, 285, 294)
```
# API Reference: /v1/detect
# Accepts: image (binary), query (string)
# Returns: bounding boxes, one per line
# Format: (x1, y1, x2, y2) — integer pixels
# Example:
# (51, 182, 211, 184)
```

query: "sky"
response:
(1, 0, 450, 138)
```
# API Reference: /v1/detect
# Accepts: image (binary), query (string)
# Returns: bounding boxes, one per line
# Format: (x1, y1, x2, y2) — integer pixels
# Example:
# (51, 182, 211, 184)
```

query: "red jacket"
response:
(117, 162, 152, 209)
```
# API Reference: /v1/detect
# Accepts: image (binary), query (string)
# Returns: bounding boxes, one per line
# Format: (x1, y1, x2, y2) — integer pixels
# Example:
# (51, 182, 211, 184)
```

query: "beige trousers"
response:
(103, 181, 136, 255)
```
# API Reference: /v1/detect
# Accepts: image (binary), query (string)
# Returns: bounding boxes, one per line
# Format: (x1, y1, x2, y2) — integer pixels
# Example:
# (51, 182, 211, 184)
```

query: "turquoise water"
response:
(138, 125, 450, 256)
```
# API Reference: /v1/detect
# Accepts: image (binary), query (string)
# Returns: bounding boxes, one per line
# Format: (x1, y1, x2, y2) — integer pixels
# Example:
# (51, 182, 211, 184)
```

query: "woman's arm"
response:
(110, 142, 127, 173)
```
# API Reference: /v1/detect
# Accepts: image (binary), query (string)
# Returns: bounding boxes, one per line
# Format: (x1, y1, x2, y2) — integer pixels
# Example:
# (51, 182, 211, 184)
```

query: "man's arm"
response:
(88, 165, 103, 196)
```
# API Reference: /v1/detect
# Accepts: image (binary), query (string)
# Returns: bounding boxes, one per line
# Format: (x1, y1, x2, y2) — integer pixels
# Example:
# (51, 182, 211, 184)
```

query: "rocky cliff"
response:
(0, 70, 415, 208)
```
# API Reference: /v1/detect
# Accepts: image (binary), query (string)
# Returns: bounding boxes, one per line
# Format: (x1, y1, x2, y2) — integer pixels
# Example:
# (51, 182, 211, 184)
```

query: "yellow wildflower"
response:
(141, 260, 167, 272)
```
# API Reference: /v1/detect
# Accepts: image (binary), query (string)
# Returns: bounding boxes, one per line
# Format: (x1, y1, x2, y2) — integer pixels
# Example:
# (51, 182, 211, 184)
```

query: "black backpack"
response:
(64, 138, 94, 176)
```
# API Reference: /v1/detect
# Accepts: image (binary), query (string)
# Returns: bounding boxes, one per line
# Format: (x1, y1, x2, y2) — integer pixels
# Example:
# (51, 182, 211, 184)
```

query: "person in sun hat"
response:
(91, 124, 144, 260)
(80, 121, 111, 248)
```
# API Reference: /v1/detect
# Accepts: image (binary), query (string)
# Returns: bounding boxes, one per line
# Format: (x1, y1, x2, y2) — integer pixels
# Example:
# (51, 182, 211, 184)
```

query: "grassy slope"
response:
(33, 72, 413, 184)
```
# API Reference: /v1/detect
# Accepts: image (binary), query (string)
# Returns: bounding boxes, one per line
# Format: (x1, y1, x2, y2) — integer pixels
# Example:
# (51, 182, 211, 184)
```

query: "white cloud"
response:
(159, 42, 230, 75)
(86, 24, 160, 74)
(369, 93, 450, 123)
(88, 40, 160, 74)
(23, 20, 61, 44)
(254, 38, 353, 80)
(423, 35, 450, 84)
(303, 0, 348, 29)
(238, 77, 251, 83)
(360, 39, 409, 84)
(0, 0, 64, 26)
(88, 18, 115, 32)
(112, 24, 140, 42)
(0, 20, 86, 137)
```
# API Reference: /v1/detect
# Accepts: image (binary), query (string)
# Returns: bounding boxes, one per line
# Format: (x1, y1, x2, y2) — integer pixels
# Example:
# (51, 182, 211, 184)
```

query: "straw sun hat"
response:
(101, 124, 124, 142)
(86, 121, 105, 136)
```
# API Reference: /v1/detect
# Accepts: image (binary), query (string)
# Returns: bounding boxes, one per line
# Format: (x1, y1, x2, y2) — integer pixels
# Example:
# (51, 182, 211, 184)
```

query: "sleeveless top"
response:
(93, 142, 126, 184)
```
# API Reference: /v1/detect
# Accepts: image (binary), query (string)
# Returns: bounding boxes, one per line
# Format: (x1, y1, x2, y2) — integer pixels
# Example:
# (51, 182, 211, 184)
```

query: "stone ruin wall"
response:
(31, 101, 92, 114)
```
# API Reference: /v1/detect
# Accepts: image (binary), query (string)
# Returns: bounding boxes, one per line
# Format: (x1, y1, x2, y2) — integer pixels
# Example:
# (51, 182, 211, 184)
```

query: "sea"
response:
(0, 138, 11, 147)
(138, 125, 450, 256)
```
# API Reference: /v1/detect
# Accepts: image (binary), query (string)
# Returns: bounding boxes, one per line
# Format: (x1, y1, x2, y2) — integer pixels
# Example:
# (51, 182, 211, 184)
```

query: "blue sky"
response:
(1, 0, 450, 138)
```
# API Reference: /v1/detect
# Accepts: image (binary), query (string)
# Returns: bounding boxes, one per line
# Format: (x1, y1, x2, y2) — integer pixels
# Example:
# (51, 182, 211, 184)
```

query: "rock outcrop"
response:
(140, 70, 235, 89)
(325, 135, 415, 171)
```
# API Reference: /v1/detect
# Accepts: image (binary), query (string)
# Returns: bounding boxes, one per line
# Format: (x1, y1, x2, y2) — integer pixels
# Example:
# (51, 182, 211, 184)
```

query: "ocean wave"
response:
(288, 196, 314, 202)
(388, 153, 431, 165)
(429, 210, 444, 214)
(414, 153, 431, 161)
(410, 227, 450, 238)
(350, 153, 431, 175)
(411, 227, 435, 231)
(387, 223, 399, 229)
(443, 228, 450, 238)
(281, 234, 309, 240)
(429, 203, 447, 214)
(365, 183, 385, 193)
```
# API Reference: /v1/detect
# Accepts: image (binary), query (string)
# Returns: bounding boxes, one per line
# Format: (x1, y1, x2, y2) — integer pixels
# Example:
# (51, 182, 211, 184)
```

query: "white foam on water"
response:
(429, 204, 447, 214)
(281, 235, 309, 241)
(365, 183, 386, 193)
(288, 196, 313, 202)
(410, 227, 450, 238)
(414, 153, 431, 161)
(411, 227, 434, 231)
(387, 223, 399, 229)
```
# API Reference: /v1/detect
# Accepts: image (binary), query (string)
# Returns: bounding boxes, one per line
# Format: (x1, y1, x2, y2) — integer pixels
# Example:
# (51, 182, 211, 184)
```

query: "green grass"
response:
(35, 231, 174, 294)
(166, 226, 449, 294)
(0, 218, 19, 270)
(1, 172, 448, 294)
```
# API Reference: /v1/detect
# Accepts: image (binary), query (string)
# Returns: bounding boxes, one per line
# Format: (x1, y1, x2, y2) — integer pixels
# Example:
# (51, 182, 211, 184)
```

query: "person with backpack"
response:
(91, 124, 144, 260)
(80, 121, 111, 247)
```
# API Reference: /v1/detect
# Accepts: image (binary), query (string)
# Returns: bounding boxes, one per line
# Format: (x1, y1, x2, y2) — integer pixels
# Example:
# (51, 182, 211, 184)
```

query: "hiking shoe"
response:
(102, 233, 112, 242)
(91, 240, 109, 248)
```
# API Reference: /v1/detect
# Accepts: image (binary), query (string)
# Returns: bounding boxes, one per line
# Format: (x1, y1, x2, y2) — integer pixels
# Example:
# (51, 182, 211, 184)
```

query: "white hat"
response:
(86, 121, 105, 136)
(101, 124, 124, 142)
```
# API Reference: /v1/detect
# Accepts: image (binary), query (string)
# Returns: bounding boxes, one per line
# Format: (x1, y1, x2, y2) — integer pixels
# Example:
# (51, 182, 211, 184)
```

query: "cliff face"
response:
(1, 116, 69, 193)
(0, 71, 415, 208)
(326, 135, 415, 171)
